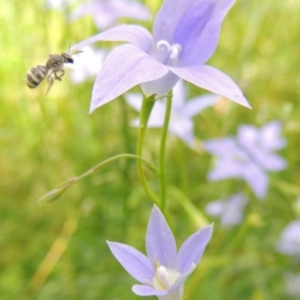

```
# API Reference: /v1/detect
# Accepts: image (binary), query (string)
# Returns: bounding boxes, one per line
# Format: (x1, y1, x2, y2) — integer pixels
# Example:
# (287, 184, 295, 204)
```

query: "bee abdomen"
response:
(26, 65, 48, 88)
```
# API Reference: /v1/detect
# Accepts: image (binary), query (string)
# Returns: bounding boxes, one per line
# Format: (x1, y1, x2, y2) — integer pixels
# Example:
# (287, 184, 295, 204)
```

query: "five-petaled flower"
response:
(205, 192, 248, 227)
(73, 0, 250, 113)
(107, 205, 213, 300)
(126, 80, 220, 146)
(204, 121, 287, 199)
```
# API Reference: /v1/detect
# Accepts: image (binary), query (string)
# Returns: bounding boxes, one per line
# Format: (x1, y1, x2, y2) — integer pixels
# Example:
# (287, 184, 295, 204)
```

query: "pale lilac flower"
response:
(73, 0, 250, 113)
(65, 46, 106, 84)
(276, 220, 300, 256)
(126, 80, 220, 146)
(204, 121, 287, 199)
(205, 193, 248, 227)
(70, 0, 150, 29)
(107, 205, 213, 299)
(284, 273, 300, 298)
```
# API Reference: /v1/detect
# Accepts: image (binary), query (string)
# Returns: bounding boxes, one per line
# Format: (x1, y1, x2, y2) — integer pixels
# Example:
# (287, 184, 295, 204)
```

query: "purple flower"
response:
(276, 220, 300, 256)
(70, 0, 150, 29)
(107, 205, 213, 299)
(73, 0, 250, 113)
(205, 192, 248, 227)
(126, 80, 220, 146)
(204, 121, 287, 199)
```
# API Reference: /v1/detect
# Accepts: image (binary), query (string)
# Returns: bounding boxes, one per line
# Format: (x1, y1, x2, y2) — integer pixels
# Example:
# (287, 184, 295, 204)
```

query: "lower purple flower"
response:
(107, 205, 213, 299)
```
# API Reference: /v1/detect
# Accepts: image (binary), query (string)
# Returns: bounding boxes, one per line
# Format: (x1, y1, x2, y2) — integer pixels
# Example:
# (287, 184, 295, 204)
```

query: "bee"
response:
(26, 49, 82, 94)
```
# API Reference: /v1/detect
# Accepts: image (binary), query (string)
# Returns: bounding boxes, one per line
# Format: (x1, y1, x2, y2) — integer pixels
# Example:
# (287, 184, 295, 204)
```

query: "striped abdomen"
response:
(26, 65, 48, 88)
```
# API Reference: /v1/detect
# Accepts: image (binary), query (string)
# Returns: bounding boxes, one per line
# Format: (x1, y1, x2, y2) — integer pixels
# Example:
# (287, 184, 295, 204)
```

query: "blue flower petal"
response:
(153, 0, 194, 43)
(73, 24, 153, 52)
(170, 65, 251, 108)
(146, 205, 177, 268)
(174, 0, 235, 66)
(176, 224, 213, 273)
(90, 44, 169, 112)
(107, 241, 154, 284)
(132, 284, 168, 296)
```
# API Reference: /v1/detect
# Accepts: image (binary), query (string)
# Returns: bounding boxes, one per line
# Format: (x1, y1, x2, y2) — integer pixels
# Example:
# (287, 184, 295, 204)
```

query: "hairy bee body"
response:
(26, 50, 80, 94)
(26, 65, 48, 88)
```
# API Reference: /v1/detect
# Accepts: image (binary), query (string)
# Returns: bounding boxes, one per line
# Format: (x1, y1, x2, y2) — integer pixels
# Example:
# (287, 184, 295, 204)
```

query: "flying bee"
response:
(26, 49, 82, 94)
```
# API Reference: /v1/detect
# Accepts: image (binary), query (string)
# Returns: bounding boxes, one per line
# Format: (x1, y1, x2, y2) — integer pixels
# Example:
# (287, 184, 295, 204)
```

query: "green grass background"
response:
(0, 0, 300, 299)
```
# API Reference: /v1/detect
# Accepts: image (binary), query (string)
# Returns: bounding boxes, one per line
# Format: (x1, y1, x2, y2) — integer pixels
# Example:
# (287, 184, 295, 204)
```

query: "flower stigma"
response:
(170, 44, 182, 59)
(156, 40, 182, 64)
(157, 40, 171, 52)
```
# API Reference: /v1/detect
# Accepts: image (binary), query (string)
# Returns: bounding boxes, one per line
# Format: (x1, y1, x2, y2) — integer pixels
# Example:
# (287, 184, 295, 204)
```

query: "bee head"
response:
(61, 53, 74, 64)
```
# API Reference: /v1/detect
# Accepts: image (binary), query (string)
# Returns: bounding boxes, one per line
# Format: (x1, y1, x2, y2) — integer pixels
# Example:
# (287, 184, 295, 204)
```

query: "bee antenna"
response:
(70, 50, 83, 56)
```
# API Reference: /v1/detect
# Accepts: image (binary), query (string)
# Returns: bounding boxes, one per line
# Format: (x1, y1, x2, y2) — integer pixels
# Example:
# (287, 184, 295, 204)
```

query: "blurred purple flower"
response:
(73, 0, 250, 113)
(284, 273, 300, 298)
(204, 121, 287, 199)
(126, 80, 220, 146)
(65, 46, 106, 84)
(205, 192, 248, 227)
(276, 220, 300, 256)
(107, 205, 213, 299)
(70, 0, 150, 29)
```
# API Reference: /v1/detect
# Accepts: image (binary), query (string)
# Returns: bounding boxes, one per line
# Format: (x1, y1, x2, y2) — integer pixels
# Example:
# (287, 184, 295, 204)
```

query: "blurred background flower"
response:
(70, 0, 150, 29)
(276, 220, 300, 256)
(65, 46, 106, 84)
(204, 121, 287, 199)
(205, 192, 248, 227)
(126, 80, 220, 146)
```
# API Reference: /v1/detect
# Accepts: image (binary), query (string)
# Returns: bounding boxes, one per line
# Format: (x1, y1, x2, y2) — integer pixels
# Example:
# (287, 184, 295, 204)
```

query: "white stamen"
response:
(170, 44, 182, 59)
(157, 265, 170, 290)
(152, 263, 181, 291)
(156, 40, 171, 51)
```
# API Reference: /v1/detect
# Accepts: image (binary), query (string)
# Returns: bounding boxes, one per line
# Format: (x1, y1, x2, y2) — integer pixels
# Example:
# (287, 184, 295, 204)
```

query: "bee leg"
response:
(46, 74, 54, 95)
(54, 70, 65, 81)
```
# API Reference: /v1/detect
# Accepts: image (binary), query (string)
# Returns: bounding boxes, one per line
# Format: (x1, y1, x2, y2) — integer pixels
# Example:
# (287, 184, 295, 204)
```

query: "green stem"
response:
(80, 154, 157, 178)
(37, 153, 157, 205)
(136, 95, 160, 206)
(159, 91, 172, 212)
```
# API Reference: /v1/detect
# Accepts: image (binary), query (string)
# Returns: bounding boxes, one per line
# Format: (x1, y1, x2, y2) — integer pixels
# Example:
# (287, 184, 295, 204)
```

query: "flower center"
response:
(233, 151, 249, 163)
(151, 263, 180, 291)
(156, 40, 182, 64)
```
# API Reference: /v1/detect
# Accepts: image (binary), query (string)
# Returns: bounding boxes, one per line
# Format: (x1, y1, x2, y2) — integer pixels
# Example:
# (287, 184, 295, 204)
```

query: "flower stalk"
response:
(136, 95, 160, 205)
(159, 91, 173, 212)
